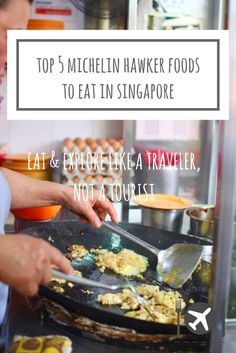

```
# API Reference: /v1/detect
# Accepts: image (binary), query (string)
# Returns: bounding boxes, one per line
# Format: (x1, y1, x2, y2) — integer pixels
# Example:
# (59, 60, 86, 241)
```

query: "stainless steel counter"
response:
(7, 213, 210, 353)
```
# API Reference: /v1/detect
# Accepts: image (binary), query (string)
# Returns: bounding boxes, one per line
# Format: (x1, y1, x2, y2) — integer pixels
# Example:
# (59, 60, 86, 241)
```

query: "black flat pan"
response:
(24, 221, 211, 334)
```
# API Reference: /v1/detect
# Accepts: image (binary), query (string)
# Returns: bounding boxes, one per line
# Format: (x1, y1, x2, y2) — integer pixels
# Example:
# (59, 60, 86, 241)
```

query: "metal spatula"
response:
(52, 270, 154, 319)
(101, 221, 203, 288)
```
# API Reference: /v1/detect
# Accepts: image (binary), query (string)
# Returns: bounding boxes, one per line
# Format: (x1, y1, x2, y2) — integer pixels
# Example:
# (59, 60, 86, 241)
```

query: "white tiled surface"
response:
(0, 67, 123, 154)
(0, 1, 124, 154)
(0, 117, 123, 155)
(7, 120, 52, 154)
(0, 106, 123, 155)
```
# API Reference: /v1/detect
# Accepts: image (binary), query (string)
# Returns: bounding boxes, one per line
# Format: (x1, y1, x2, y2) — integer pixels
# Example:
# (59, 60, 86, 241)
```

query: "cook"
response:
(0, 0, 118, 349)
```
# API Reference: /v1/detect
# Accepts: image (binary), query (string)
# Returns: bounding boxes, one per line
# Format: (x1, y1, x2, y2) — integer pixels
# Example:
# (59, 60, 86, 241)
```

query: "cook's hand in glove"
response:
(0, 234, 73, 296)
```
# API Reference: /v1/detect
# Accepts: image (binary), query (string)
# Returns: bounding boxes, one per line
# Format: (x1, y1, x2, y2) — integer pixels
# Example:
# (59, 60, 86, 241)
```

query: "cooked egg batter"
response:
(98, 284, 186, 325)
(94, 248, 148, 276)
(67, 244, 88, 261)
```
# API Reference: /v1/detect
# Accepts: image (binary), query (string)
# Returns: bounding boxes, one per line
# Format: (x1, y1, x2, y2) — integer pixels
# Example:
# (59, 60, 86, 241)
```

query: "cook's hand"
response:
(0, 235, 73, 296)
(60, 187, 118, 228)
(1, 168, 118, 227)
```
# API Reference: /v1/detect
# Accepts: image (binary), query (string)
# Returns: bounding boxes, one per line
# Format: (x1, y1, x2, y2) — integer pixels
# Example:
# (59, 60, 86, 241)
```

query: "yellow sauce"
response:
(133, 194, 193, 210)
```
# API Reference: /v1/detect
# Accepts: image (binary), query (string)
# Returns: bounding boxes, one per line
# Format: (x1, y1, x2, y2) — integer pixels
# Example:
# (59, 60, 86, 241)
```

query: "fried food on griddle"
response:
(125, 305, 180, 324)
(93, 248, 148, 276)
(67, 282, 74, 288)
(67, 244, 88, 261)
(74, 270, 82, 277)
(137, 284, 182, 310)
(51, 278, 66, 285)
(50, 269, 81, 293)
(98, 284, 186, 325)
(98, 289, 139, 310)
(81, 289, 94, 295)
(53, 286, 65, 294)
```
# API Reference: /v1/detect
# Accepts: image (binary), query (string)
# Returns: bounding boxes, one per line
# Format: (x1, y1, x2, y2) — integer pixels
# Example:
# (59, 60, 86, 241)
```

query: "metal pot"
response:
(134, 194, 193, 233)
(141, 207, 184, 233)
(83, 0, 128, 30)
(187, 207, 215, 240)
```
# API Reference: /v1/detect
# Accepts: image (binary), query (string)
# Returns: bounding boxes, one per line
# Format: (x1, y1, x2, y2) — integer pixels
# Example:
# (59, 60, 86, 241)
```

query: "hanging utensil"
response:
(101, 221, 203, 289)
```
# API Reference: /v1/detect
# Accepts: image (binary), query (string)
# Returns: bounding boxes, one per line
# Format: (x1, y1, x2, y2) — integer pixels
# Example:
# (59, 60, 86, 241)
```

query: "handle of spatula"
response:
(52, 269, 119, 291)
(101, 221, 159, 257)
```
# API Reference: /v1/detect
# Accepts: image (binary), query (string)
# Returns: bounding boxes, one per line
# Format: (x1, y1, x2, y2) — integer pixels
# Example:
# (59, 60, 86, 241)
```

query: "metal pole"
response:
(208, 0, 226, 29)
(128, 0, 138, 30)
(122, 121, 134, 222)
(199, 121, 219, 204)
(121, 1, 138, 221)
(209, 124, 236, 352)
(198, 1, 226, 205)
(210, 0, 236, 352)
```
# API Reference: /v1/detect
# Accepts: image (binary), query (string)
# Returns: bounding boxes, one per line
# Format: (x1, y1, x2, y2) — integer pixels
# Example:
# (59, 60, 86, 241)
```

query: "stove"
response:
(9, 211, 210, 353)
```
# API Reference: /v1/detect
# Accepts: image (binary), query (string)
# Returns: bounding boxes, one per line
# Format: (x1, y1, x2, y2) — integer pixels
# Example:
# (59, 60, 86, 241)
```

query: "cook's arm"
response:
(0, 234, 73, 296)
(1, 167, 118, 227)
(1, 167, 61, 208)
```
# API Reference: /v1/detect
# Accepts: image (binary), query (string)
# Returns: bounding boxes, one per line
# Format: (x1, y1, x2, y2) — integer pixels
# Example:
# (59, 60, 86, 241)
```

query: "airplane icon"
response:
(188, 307, 211, 332)
(185, 303, 215, 335)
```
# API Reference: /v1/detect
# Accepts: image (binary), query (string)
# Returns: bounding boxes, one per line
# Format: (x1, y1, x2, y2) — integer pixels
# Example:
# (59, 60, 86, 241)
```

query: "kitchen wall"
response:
(0, 0, 123, 154)
(0, 112, 123, 155)
(0, 68, 123, 154)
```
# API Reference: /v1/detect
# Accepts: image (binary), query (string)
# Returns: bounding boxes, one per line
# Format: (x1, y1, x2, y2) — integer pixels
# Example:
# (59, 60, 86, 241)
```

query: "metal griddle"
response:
(24, 221, 211, 335)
